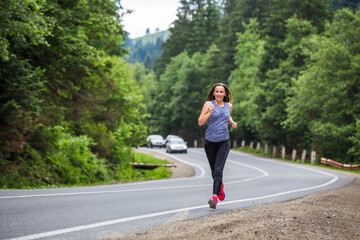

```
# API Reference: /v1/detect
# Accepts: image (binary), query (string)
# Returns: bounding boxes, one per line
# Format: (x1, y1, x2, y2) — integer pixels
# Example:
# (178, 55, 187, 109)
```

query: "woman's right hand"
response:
(198, 101, 213, 126)
(207, 104, 214, 115)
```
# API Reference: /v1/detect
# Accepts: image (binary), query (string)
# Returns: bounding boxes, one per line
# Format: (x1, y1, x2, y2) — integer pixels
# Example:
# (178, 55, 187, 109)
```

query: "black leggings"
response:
(204, 138, 231, 195)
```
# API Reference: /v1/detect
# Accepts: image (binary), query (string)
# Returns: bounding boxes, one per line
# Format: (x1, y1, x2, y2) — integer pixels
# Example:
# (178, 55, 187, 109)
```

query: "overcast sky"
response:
(121, 0, 180, 38)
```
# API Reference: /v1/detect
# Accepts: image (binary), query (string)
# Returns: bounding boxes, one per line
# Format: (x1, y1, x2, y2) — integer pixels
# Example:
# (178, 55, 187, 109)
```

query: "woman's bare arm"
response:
(198, 101, 213, 126)
(228, 103, 237, 128)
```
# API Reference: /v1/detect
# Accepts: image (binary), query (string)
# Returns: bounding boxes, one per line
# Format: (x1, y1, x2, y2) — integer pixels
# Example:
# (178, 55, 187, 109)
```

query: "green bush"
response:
(47, 126, 111, 185)
(0, 144, 55, 189)
(0, 125, 173, 188)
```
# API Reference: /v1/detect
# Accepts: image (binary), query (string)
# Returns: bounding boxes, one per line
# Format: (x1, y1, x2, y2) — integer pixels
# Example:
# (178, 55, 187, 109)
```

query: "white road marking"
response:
(3, 149, 335, 200)
(0, 149, 206, 200)
(0, 151, 265, 199)
(229, 150, 338, 178)
(190, 149, 270, 183)
(7, 173, 338, 240)
(165, 210, 189, 224)
(226, 159, 269, 184)
(157, 150, 206, 178)
(5, 149, 340, 239)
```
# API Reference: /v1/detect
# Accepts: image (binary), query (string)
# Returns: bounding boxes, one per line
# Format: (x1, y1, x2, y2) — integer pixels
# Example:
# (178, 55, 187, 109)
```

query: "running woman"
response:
(198, 83, 237, 209)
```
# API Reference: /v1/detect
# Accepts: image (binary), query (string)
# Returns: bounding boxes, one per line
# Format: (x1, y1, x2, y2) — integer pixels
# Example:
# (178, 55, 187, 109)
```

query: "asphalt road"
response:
(0, 148, 354, 240)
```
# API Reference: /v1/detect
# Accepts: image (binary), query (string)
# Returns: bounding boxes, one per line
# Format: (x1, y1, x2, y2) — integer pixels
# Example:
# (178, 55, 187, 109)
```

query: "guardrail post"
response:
(281, 146, 286, 159)
(194, 140, 197, 148)
(301, 150, 307, 163)
(256, 142, 260, 150)
(264, 143, 268, 154)
(241, 140, 245, 147)
(311, 151, 316, 164)
(272, 146, 276, 157)
(250, 141, 253, 149)
(292, 149, 296, 161)
(233, 140, 237, 148)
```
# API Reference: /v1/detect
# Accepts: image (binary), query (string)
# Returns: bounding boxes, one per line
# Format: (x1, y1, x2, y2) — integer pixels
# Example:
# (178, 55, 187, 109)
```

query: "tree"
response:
(187, 0, 220, 55)
(1, 0, 145, 163)
(0, 0, 53, 61)
(262, 0, 331, 71)
(286, 9, 360, 162)
(261, 16, 317, 147)
(149, 51, 208, 142)
(156, 0, 221, 75)
(0, 0, 53, 159)
(331, 0, 360, 11)
(228, 18, 266, 142)
(256, 0, 332, 148)
(156, 0, 193, 75)
(217, 0, 271, 82)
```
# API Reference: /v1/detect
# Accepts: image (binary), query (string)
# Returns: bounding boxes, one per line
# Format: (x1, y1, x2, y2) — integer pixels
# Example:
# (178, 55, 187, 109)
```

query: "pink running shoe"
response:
(218, 183, 225, 201)
(208, 196, 218, 209)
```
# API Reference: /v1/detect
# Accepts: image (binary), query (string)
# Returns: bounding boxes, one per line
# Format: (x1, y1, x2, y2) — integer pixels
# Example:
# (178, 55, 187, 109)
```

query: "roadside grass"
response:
(130, 152, 172, 181)
(234, 147, 360, 175)
(0, 151, 172, 189)
(133, 151, 169, 165)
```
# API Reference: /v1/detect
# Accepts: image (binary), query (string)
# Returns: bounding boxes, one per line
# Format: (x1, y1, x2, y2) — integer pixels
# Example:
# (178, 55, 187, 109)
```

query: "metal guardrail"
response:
(320, 158, 360, 171)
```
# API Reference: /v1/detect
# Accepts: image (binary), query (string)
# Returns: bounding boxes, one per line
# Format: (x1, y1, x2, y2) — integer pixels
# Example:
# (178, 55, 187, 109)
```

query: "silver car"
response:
(166, 139, 187, 153)
(146, 135, 165, 148)
(164, 135, 184, 144)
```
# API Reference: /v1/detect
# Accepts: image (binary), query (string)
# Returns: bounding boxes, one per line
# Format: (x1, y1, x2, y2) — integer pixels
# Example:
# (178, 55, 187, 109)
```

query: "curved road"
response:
(0, 148, 354, 240)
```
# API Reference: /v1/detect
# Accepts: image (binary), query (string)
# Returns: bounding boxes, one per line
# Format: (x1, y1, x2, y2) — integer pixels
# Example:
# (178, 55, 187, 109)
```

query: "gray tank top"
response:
(205, 100, 230, 142)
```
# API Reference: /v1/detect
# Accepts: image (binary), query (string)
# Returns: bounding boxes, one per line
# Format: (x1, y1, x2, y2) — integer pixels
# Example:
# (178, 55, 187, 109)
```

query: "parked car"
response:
(164, 134, 183, 144)
(146, 135, 165, 148)
(166, 138, 187, 153)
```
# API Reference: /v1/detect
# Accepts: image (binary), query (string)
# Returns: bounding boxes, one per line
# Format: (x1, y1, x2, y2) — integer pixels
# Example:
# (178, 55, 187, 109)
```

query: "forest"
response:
(0, 0, 359, 188)
(124, 30, 170, 71)
(144, 0, 360, 164)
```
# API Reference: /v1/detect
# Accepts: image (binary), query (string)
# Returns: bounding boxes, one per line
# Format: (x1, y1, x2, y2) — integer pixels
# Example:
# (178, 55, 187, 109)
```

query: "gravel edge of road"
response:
(119, 148, 360, 240)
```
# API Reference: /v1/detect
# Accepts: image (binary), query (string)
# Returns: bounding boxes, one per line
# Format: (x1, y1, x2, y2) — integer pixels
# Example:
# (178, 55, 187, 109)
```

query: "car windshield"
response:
(170, 140, 185, 144)
(150, 135, 163, 140)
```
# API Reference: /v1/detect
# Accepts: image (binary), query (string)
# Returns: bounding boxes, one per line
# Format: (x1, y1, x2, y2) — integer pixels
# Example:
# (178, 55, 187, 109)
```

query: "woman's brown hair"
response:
(206, 83, 232, 102)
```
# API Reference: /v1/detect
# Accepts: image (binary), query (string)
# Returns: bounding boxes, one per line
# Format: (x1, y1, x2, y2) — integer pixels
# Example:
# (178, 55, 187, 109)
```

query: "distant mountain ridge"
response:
(124, 30, 171, 70)
(129, 30, 171, 45)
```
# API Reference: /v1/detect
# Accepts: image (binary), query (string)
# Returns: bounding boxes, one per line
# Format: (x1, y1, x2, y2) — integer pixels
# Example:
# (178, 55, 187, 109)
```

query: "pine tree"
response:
(156, 0, 193, 75)
(217, 0, 271, 82)
(258, 0, 332, 146)
(187, 0, 220, 55)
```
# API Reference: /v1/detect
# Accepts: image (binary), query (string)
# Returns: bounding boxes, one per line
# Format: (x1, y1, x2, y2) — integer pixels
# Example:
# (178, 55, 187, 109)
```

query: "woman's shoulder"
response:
(227, 102, 232, 108)
(205, 100, 213, 106)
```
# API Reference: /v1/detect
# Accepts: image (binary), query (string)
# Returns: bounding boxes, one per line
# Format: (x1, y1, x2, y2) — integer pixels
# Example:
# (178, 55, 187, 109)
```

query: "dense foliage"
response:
(0, 0, 148, 188)
(138, 0, 360, 164)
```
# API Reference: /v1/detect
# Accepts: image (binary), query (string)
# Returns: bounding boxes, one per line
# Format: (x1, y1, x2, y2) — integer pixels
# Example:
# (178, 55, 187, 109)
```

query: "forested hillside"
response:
(138, 0, 360, 164)
(1, 0, 359, 188)
(124, 31, 170, 71)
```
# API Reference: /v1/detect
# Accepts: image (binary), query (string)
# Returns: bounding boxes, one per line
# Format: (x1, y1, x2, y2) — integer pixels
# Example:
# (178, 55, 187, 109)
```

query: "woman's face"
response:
(213, 86, 226, 102)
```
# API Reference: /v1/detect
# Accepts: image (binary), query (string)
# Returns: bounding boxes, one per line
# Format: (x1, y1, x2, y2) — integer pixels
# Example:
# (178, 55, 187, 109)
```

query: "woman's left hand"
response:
(231, 122, 237, 128)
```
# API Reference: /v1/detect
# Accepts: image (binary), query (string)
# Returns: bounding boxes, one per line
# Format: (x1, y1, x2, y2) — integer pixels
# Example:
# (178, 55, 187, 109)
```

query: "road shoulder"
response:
(114, 151, 360, 240)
